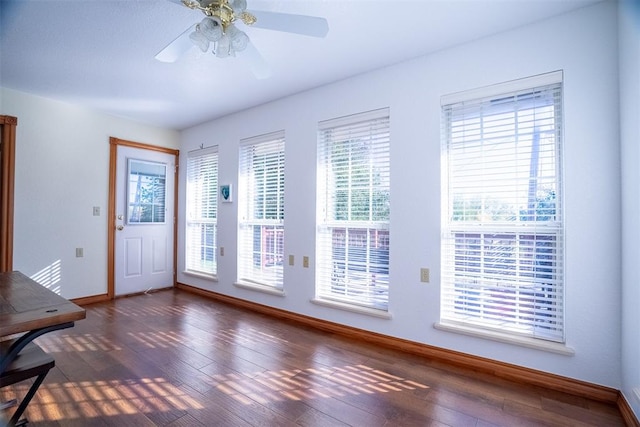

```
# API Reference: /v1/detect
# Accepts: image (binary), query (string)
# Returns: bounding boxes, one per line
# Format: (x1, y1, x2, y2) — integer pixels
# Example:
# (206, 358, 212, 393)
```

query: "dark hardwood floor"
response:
(1, 289, 625, 426)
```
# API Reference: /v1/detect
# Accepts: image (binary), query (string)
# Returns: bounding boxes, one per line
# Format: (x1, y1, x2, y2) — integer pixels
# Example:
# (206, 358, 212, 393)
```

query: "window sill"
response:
(311, 298, 392, 319)
(234, 281, 285, 297)
(182, 270, 218, 282)
(433, 321, 575, 356)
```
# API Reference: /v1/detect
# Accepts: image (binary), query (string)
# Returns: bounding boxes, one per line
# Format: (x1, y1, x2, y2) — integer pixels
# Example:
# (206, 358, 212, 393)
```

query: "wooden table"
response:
(0, 270, 86, 376)
(0, 271, 86, 425)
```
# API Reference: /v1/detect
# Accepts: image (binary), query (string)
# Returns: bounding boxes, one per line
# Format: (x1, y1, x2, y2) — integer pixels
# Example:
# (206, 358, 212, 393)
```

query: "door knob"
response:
(116, 225, 124, 231)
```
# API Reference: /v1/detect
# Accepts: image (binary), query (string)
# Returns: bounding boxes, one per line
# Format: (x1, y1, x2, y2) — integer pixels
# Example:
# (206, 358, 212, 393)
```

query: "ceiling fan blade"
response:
(242, 42, 271, 79)
(250, 10, 329, 38)
(155, 25, 195, 63)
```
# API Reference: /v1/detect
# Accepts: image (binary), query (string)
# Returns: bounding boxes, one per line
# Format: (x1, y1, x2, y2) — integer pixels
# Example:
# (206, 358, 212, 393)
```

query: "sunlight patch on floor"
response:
(1, 377, 203, 423)
(38, 333, 123, 353)
(212, 363, 429, 404)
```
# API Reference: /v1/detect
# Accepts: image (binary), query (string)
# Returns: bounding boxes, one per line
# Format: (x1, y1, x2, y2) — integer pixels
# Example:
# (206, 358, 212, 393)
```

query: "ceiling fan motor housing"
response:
(184, 0, 252, 28)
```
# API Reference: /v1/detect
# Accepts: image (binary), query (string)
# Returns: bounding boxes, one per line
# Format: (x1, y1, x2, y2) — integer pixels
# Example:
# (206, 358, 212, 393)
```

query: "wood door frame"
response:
(107, 137, 179, 299)
(0, 115, 18, 273)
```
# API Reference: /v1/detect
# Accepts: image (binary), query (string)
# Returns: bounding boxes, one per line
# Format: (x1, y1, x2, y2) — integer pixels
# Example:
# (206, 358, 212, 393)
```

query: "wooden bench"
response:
(1, 342, 54, 426)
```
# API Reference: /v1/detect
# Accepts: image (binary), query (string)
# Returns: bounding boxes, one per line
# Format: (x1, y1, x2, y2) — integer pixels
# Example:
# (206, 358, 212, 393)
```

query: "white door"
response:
(115, 146, 175, 296)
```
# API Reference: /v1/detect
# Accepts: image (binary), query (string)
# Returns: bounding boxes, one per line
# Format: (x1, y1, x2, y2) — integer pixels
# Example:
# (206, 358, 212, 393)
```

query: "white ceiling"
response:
(1, 0, 601, 130)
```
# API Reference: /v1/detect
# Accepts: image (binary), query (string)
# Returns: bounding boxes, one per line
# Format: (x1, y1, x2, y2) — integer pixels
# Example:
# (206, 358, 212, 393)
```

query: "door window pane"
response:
(127, 159, 166, 224)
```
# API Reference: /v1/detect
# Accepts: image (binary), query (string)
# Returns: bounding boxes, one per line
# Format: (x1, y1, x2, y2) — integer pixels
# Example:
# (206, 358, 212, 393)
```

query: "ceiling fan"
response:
(155, 0, 329, 78)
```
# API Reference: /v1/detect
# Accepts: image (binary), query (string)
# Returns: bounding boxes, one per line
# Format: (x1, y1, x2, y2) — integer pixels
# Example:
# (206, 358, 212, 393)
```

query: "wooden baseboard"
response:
(71, 293, 110, 306)
(176, 282, 621, 406)
(71, 287, 175, 307)
(618, 393, 640, 427)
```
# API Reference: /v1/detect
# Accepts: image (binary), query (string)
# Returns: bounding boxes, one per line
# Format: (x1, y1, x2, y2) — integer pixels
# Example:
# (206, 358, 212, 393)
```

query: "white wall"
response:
(178, 2, 622, 388)
(1, 88, 179, 299)
(620, 0, 640, 419)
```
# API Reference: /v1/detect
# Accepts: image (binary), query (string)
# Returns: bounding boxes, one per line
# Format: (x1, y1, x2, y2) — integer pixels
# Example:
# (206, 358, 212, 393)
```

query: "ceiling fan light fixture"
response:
(189, 27, 210, 52)
(200, 16, 223, 41)
(227, 24, 249, 52)
(215, 34, 232, 58)
(229, 0, 247, 14)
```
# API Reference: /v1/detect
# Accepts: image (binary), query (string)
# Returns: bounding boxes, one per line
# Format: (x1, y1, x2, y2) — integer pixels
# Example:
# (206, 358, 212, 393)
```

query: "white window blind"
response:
(238, 131, 285, 289)
(186, 146, 218, 276)
(316, 108, 390, 311)
(441, 71, 564, 342)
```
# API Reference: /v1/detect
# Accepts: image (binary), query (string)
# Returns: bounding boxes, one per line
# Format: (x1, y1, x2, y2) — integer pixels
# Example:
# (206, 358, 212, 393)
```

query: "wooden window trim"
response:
(0, 115, 18, 272)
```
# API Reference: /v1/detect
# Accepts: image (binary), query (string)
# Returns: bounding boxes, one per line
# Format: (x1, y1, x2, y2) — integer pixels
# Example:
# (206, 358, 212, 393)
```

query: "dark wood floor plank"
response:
(504, 398, 618, 427)
(540, 395, 626, 426)
(174, 384, 255, 427)
(1, 289, 625, 426)
(294, 407, 352, 426)
(165, 413, 206, 427)
(203, 384, 301, 426)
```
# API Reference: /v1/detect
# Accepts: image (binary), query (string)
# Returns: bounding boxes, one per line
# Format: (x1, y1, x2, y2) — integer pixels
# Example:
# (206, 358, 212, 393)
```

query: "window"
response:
(316, 109, 390, 311)
(238, 131, 285, 289)
(441, 71, 564, 342)
(127, 159, 166, 224)
(186, 147, 218, 276)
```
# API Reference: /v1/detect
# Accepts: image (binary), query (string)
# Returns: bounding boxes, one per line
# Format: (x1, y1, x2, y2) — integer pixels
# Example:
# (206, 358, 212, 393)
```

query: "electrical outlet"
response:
(303, 256, 309, 268)
(288, 255, 294, 266)
(420, 268, 430, 283)
(76, 248, 84, 258)
(220, 247, 224, 256)
(92, 206, 100, 216)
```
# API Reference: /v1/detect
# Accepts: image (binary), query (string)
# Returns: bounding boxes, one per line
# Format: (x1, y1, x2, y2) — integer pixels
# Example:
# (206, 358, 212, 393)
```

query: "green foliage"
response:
(136, 176, 165, 223)
(521, 189, 556, 221)
(451, 196, 516, 222)
(452, 188, 556, 223)
(252, 152, 285, 220)
(331, 139, 389, 222)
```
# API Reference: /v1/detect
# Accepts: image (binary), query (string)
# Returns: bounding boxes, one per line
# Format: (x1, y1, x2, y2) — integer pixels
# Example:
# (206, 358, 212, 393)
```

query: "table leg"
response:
(6, 369, 50, 426)
(0, 322, 74, 375)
